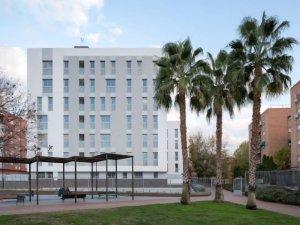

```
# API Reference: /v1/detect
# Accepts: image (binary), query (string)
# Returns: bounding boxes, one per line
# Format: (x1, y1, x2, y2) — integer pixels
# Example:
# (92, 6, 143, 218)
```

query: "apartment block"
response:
(248, 81, 300, 169)
(27, 47, 183, 183)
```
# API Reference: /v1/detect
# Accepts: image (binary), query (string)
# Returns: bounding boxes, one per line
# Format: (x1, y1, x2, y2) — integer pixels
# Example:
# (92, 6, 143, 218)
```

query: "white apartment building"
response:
(27, 47, 183, 184)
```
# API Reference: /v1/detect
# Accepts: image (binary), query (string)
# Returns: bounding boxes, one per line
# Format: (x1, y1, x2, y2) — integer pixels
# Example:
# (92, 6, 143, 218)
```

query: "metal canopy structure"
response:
(0, 153, 134, 205)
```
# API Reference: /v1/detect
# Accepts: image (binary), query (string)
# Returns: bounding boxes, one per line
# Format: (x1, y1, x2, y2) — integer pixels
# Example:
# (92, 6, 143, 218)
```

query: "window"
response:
(134, 172, 143, 178)
(64, 79, 69, 93)
(37, 97, 42, 111)
(48, 152, 53, 166)
(153, 98, 158, 111)
(298, 125, 300, 130)
(63, 115, 69, 129)
(89, 115, 95, 129)
(38, 134, 48, 148)
(37, 115, 47, 130)
(79, 60, 84, 75)
(143, 152, 148, 166)
(142, 79, 147, 93)
(126, 115, 132, 130)
(63, 152, 69, 157)
(64, 97, 69, 111)
(111, 97, 116, 111)
(90, 79, 95, 93)
(101, 134, 111, 148)
(142, 115, 147, 129)
(175, 129, 178, 138)
(126, 61, 131, 75)
(153, 115, 158, 130)
(111, 61, 116, 75)
(127, 79, 132, 93)
(175, 163, 179, 173)
(47, 97, 53, 111)
(79, 79, 84, 93)
(79, 152, 85, 157)
(100, 97, 106, 111)
(175, 140, 179, 149)
(106, 79, 116, 92)
(127, 97, 132, 111)
(42, 60, 52, 75)
(90, 97, 95, 111)
(101, 115, 111, 129)
(90, 134, 95, 148)
(123, 172, 127, 179)
(153, 172, 158, 179)
(63, 60, 69, 75)
(153, 134, 158, 148)
(79, 116, 84, 129)
(43, 79, 53, 93)
(152, 79, 156, 92)
(126, 134, 132, 148)
(64, 134, 69, 148)
(137, 60, 142, 75)
(79, 134, 84, 148)
(153, 152, 158, 166)
(100, 61, 105, 75)
(142, 134, 147, 148)
(90, 61, 95, 74)
(175, 152, 179, 161)
(142, 97, 147, 111)
(79, 97, 84, 111)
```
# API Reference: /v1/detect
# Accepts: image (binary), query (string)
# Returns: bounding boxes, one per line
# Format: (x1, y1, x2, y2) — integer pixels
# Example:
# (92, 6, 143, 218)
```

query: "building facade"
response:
(248, 81, 300, 169)
(27, 47, 183, 183)
(0, 113, 27, 173)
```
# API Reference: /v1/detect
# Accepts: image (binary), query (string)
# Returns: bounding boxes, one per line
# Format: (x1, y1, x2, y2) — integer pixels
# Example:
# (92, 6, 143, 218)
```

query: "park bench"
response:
(61, 192, 86, 201)
(0, 194, 25, 205)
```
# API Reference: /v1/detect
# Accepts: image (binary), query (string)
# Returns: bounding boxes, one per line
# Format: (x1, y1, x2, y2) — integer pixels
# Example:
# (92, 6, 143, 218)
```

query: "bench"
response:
(0, 194, 25, 205)
(61, 192, 86, 201)
(98, 191, 117, 198)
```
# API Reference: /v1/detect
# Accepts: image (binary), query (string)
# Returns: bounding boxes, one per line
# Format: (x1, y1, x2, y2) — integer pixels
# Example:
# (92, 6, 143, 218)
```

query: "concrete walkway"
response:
(0, 191, 299, 218)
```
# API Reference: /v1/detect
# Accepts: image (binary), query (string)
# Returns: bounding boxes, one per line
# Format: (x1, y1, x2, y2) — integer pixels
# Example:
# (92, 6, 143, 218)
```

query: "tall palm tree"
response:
(191, 50, 245, 202)
(154, 38, 207, 204)
(229, 12, 297, 209)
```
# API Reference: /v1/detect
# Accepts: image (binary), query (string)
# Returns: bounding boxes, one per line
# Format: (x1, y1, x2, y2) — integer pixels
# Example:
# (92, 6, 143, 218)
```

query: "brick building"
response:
(249, 81, 300, 169)
(0, 113, 27, 173)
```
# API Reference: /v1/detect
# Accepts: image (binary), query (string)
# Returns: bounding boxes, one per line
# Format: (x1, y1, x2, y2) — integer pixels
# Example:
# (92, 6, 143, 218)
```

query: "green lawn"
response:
(0, 201, 299, 225)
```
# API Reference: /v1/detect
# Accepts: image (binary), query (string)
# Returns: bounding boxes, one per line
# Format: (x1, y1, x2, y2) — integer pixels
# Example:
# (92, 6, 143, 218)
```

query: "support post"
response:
(115, 159, 118, 198)
(131, 156, 134, 200)
(106, 154, 108, 202)
(1, 162, 4, 189)
(63, 162, 65, 188)
(75, 159, 77, 203)
(91, 162, 94, 199)
(36, 157, 39, 205)
(29, 163, 32, 202)
(95, 162, 98, 191)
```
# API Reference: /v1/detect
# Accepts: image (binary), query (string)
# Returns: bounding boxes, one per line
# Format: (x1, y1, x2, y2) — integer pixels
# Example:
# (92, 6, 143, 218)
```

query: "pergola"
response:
(0, 153, 134, 204)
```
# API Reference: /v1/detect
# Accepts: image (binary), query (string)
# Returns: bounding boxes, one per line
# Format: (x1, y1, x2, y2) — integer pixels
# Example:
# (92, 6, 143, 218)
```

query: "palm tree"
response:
(154, 38, 207, 204)
(229, 12, 297, 209)
(191, 50, 245, 202)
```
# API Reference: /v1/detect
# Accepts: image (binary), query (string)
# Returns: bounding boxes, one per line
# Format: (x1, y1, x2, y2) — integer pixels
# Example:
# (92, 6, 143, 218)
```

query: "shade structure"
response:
(0, 153, 134, 205)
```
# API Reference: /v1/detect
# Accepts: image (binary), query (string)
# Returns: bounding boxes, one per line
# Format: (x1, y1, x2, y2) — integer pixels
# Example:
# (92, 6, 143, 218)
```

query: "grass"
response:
(0, 201, 299, 225)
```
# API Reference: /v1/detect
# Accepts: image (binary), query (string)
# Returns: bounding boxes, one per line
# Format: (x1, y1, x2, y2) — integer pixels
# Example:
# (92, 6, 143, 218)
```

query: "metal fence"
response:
(256, 170, 300, 188)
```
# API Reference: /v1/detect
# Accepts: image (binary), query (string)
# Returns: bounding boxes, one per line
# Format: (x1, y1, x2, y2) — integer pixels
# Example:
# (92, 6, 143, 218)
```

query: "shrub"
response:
(256, 186, 300, 205)
(223, 183, 233, 192)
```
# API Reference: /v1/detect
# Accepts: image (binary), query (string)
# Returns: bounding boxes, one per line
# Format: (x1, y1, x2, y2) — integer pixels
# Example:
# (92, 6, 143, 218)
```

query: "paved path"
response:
(0, 192, 299, 218)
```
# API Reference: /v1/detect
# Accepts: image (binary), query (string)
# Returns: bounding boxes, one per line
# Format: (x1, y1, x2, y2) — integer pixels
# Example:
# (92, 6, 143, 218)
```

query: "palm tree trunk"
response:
(246, 67, 262, 210)
(178, 90, 190, 204)
(214, 108, 224, 202)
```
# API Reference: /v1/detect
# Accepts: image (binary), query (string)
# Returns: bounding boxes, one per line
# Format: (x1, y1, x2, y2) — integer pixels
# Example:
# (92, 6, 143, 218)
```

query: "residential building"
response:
(27, 47, 183, 183)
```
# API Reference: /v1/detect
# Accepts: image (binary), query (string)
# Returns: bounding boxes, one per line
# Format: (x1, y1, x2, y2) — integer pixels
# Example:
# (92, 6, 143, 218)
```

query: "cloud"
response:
(0, 46, 26, 83)
(110, 27, 123, 36)
(85, 33, 101, 44)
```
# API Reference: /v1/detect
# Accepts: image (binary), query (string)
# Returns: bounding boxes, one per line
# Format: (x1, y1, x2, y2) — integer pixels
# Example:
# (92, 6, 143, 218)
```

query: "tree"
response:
(229, 12, 297, 209)
(190, 50, 245, 202)
(233, 141, 249, 177)
(257, 155, 277, 171)
(274, 147, 291, 170)
(154, 38, 207, 204)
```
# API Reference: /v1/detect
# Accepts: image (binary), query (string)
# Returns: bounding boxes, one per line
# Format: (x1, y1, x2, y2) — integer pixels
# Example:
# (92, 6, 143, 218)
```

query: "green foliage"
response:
(257, 155, 277, 171)
(233, 141, 249, 177)
(274, 147, 291, 170)
(256, 186, 300, 206)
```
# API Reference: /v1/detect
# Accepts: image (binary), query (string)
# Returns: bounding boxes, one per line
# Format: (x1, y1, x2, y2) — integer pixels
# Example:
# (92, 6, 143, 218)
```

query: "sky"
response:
(0, 0, 299, 153)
